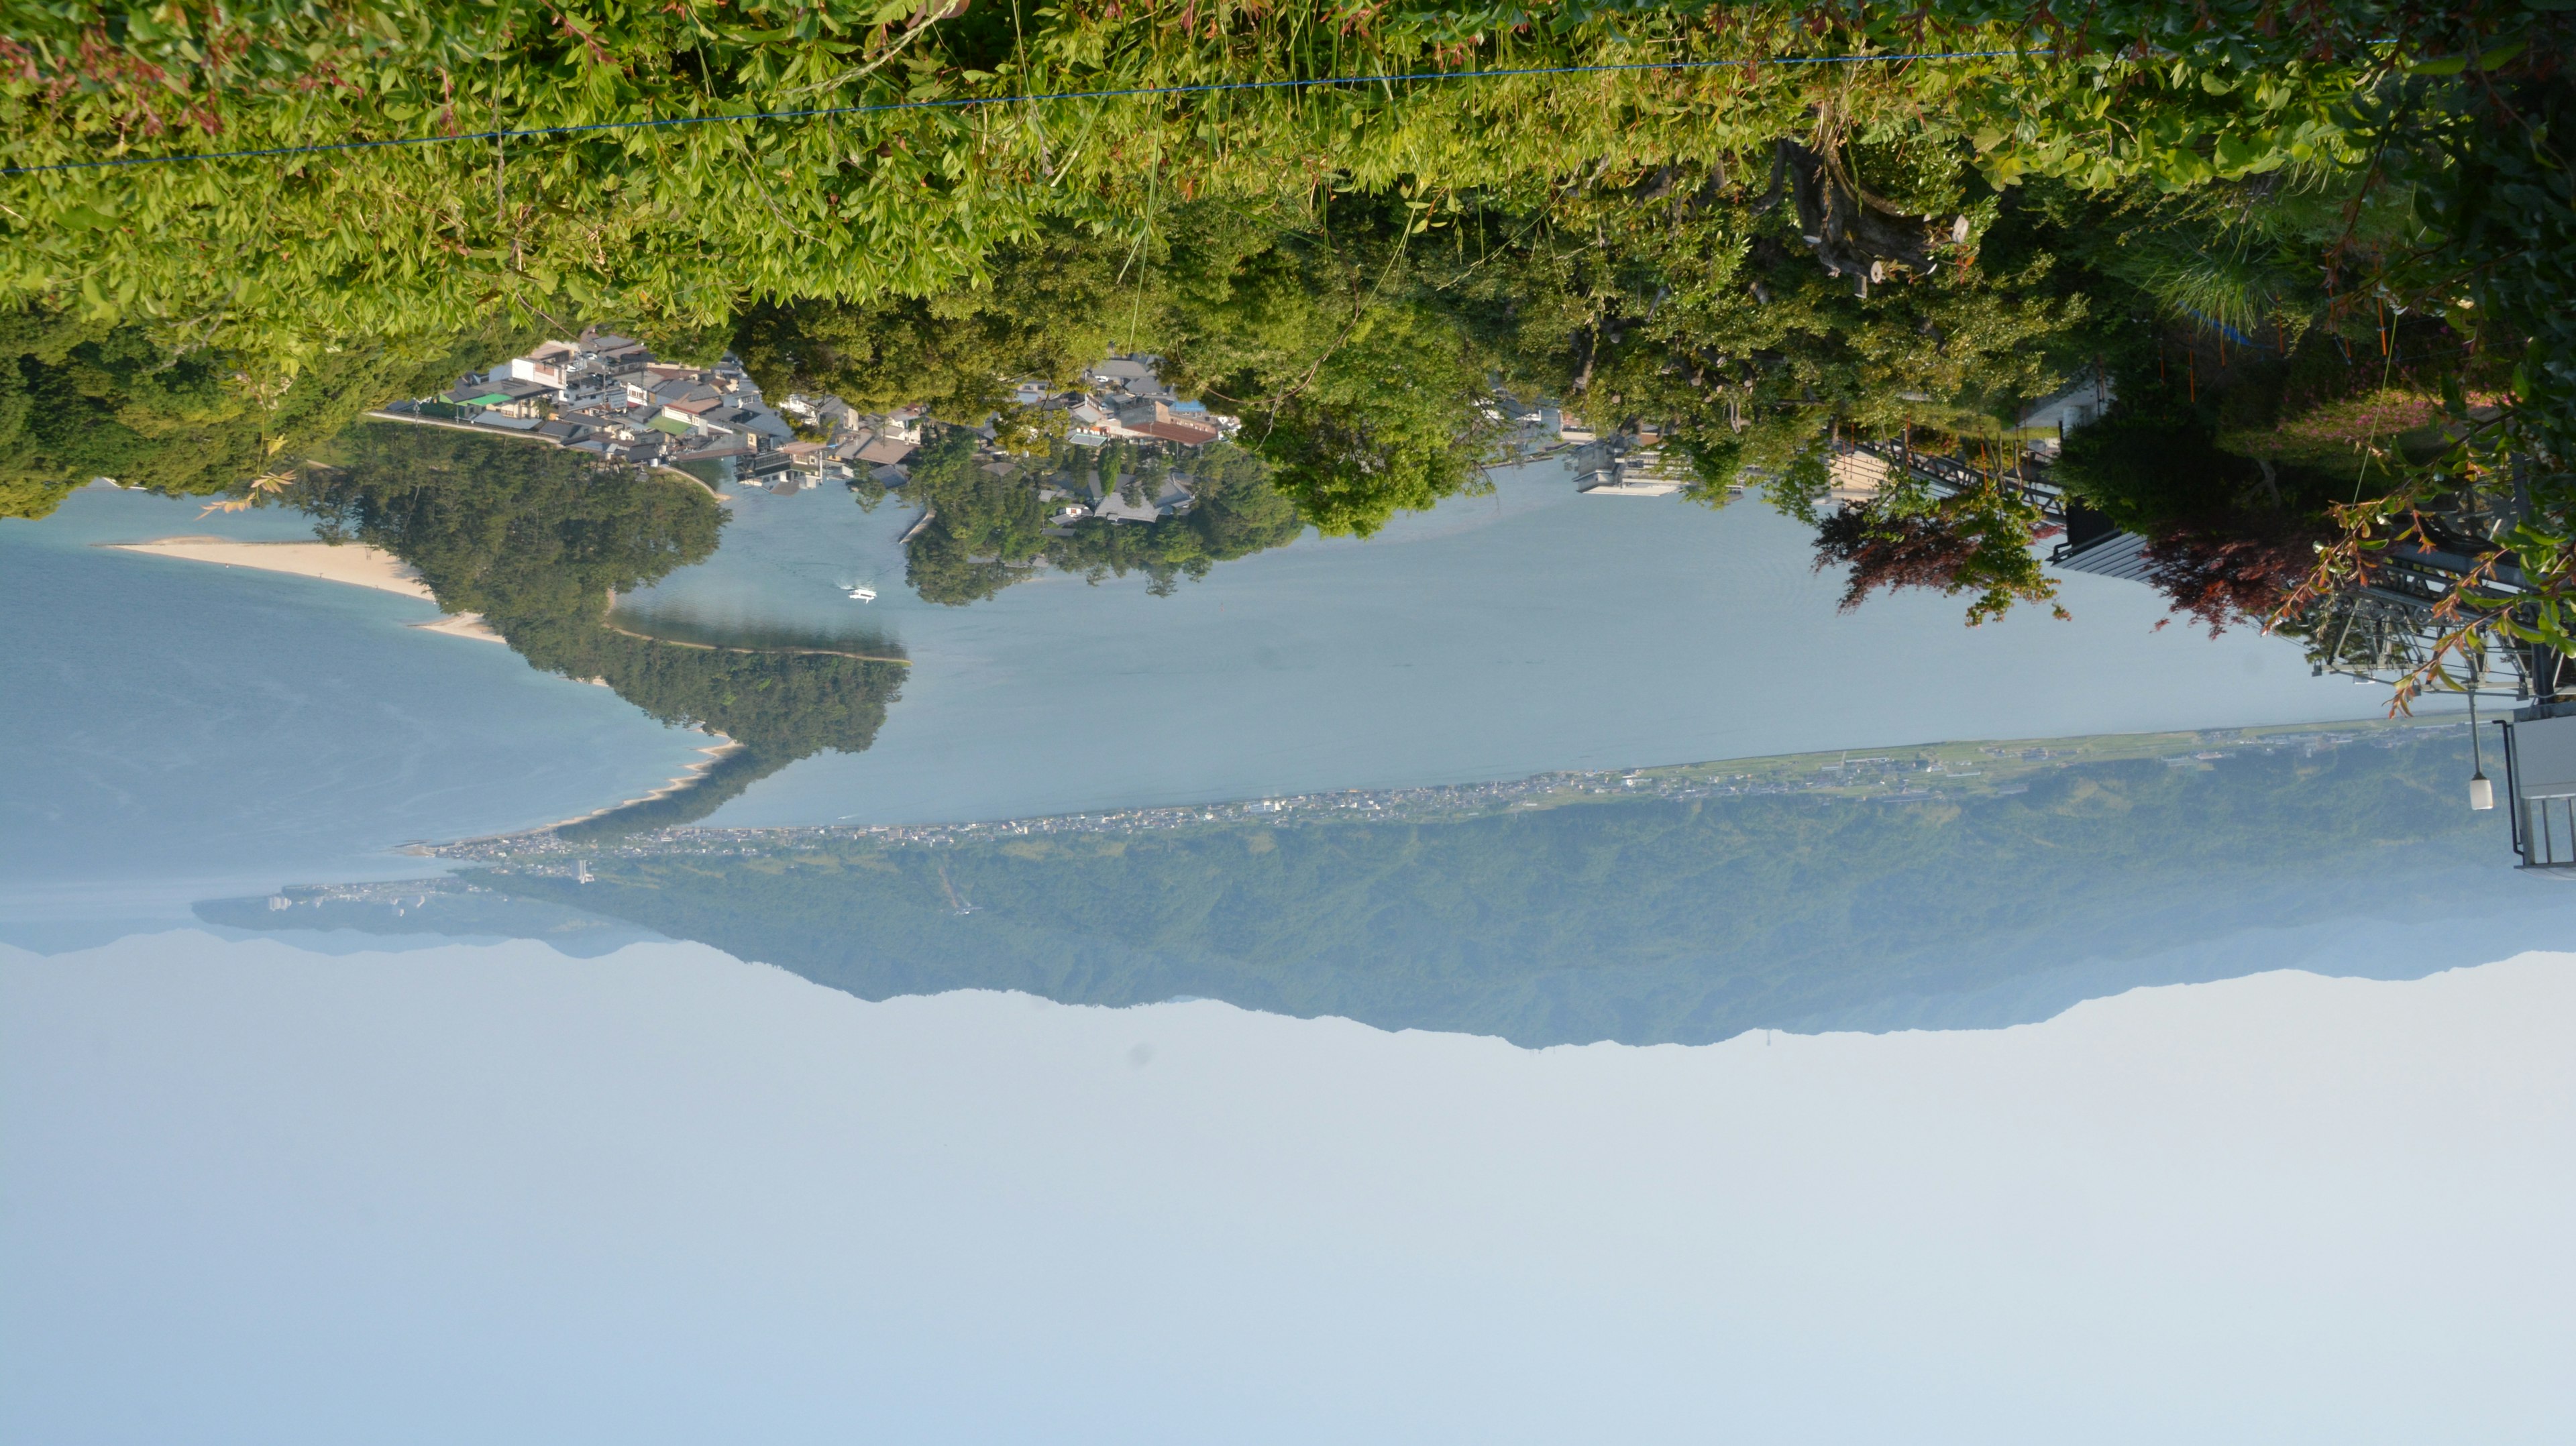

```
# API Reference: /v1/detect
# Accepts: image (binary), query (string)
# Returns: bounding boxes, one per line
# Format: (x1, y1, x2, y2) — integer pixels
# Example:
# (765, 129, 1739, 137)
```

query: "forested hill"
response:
(474, 732, 2523, 1046)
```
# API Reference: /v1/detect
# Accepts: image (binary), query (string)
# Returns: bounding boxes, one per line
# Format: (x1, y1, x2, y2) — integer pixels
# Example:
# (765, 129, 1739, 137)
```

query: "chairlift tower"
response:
(1841, 434, 2575, 869)
(2278, 492, 2576, 871)
(2300, 585, 2573, 872)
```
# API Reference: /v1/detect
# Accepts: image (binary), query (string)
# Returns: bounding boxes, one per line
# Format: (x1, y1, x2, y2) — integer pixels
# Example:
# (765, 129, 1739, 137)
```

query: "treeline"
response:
(5, 1, 2391, 360)
(1045, 441, 1301, 596)
(0, 310, 531, 519)
(728, 153, 2507, 626)
(479, 733, 2494, 1046)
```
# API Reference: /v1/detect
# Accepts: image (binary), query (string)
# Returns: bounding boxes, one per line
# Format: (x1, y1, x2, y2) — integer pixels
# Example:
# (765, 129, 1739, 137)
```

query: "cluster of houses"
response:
(1041, 357, 1231, 449)
(396, 330, 1250, 514)
(396, 329, 1699, 515)
(398, 331, 806, 479)
(1487, 398, 1711, 497)
(1574, 423, 1700, 497)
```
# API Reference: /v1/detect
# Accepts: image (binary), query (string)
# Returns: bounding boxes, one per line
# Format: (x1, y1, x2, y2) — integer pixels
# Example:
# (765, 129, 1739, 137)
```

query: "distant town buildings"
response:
(398, 331, 1709, 513)
(392, 334, 1266, 519)
(394, 329, 812, 484)
(417, 719, 2450, 867)
(1040, 355, 1232, 449)
(1575, 425, 1702, 497)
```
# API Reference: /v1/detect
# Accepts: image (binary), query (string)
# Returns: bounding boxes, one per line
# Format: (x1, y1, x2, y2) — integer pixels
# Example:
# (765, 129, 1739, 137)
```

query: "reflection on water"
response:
(666, 463, 2392, 832)
(600, 601, 902, 660)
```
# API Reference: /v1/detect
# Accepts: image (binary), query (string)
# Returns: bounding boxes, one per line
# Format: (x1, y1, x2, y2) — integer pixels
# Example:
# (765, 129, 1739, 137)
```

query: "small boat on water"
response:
(847, 586, 877, 603)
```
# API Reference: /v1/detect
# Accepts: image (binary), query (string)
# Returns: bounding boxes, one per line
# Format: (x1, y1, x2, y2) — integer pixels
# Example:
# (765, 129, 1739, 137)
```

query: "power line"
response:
(2, 50, 2053, 179)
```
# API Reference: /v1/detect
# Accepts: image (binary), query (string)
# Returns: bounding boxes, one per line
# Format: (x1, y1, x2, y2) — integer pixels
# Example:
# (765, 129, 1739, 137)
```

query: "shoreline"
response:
(102, 537, 506, 643)
(596, 617, 909, 665)
(107, 533, 749, 852)
(427, 715, 2447, 861)
(411, 737, 747, 854)
(543, 738, 748, 831)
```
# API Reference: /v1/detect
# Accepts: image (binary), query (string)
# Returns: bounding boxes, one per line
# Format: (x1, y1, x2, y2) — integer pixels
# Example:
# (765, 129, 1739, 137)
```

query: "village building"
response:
(1576, 427, 1701, 498)
(405, 337, 1257, 531)
(411, 327, 810, 483)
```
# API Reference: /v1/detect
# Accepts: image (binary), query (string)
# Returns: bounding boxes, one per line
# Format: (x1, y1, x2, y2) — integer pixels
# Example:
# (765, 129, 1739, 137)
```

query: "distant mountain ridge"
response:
(439, 732, 2564, 1045)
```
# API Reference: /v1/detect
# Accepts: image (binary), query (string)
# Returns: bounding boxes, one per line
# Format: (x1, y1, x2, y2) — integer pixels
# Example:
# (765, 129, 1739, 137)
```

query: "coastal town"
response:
(412, 718, 2455, 874)
(378, 327, 1690, 520)
(384, 328, 1246, 508)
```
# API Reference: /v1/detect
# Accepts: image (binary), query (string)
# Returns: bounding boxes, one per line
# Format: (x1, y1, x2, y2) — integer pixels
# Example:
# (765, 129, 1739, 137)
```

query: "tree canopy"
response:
(9, 0, 2570, 677)
(0, 309, 529, 518)
(290, 423, 907, 833)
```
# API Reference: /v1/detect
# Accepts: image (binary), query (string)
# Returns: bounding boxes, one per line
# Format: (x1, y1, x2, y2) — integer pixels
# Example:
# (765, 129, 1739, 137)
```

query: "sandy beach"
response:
(407, 612, 507, 644)
(105, 537, 504, 643)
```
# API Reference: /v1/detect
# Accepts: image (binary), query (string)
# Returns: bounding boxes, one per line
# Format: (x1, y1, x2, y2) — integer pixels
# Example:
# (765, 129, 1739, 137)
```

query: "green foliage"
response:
(739, 200, 1507, 537)
(301, 422, 722, 615)
(553, 746, 787, 846)
(478, 732, 2487, 1046)
(1, 1, 2381, 375)
(0, 307, 525, 518)
(2355, 42, 2576, 663)
(900, 427, 1050, 605)
(1171, 201, 1500, 534)
(15, 0, 2565, 650)
(1047, 440, 1303, 594)
(1433, 171, 2090, 455)
(1814, 482, 2063, 626)
(900, 427, 1301, 603)
(2055, 385, 2269, 534)
(291, 422, 905, 830)
(731, 228, 1133, 422)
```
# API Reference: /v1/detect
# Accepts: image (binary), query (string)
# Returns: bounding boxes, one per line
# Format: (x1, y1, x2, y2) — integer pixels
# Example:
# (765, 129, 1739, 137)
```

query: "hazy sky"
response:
(7, 931, 2569, 1444)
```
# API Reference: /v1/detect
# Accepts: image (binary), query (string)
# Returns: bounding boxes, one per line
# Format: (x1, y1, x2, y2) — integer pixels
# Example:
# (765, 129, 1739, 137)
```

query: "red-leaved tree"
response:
(2142, 519, 2326, 637)
(1813, 487, 2064, 625)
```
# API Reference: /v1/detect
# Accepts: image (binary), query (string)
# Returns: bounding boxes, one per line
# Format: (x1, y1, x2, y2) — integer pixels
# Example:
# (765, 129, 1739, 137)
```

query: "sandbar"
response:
(408, 612, 507, 645)
(105, 537, 503, 643)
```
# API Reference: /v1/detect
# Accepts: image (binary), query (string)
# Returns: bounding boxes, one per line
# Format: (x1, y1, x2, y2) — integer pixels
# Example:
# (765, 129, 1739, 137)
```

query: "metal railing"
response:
(2499, 716, 2576, 873)
(2517, 793, 2576, 869)
(1845, 440, 2068, 519)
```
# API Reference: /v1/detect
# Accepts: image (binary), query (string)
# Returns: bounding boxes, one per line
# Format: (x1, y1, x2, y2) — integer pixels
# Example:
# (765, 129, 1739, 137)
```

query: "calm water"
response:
(11, 462, 2397, 925)
(0, 487, 714, 941)
(629, 457, 2396, 828)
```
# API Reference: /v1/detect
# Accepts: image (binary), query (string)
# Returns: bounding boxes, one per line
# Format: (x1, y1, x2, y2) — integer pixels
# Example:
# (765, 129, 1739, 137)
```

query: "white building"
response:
(1578, 443, 1696, 497)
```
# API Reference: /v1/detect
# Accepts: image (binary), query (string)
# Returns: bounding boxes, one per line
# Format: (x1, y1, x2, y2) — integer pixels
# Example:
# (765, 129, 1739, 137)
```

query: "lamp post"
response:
(2470, 659, 2495, 812)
